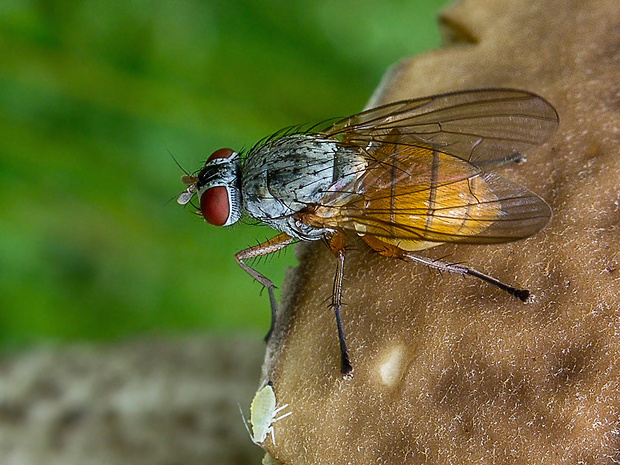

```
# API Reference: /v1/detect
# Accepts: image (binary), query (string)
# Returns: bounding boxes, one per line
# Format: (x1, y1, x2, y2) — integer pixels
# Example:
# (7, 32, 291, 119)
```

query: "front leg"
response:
(326, 232, 353, 377)
(235, 232, 296, 341)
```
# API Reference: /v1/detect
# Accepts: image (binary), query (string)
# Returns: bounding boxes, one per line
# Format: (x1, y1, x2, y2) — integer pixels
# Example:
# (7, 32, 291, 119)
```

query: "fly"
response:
(178, 89, 558, 377)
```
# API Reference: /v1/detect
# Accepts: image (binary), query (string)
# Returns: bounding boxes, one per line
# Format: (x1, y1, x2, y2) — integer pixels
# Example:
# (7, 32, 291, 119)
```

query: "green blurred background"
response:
(0, 0, 450, 347)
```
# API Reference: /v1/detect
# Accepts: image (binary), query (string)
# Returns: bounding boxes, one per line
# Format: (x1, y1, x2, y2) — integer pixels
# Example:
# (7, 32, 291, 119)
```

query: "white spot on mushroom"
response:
(378, 343, 407, 387)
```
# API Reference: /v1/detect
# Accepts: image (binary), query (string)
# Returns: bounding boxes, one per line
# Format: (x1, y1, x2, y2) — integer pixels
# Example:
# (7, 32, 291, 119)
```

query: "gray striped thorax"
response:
(241, 134, 365, 240)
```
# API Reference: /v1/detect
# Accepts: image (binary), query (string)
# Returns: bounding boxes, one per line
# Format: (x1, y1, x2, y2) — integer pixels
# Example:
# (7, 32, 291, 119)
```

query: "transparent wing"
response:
(303, 142, 551, 246)
(322, 89, 558, 167)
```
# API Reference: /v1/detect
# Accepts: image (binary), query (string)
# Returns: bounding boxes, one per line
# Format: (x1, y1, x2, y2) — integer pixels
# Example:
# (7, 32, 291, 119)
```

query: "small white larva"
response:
(262, 452, 281, 465)
(240, 381, 291, 446)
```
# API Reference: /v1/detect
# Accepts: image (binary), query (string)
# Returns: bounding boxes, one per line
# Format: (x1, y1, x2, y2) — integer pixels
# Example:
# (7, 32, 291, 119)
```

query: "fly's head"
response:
(177, 148, 242, 226)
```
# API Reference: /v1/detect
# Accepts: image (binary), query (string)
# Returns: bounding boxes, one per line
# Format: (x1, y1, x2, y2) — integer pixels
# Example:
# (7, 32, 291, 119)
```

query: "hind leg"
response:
(361, 236, 529, 302)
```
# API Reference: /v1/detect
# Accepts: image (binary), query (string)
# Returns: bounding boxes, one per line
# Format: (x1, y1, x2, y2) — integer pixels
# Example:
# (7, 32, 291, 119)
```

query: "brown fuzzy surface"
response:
(263, 0, 620, 463)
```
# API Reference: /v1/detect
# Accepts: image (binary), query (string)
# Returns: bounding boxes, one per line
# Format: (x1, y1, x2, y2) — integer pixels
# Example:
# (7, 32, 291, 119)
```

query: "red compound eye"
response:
(207, 148, 235, 162)
(200, 186, 230, 226)
(199, 148, 237, 226)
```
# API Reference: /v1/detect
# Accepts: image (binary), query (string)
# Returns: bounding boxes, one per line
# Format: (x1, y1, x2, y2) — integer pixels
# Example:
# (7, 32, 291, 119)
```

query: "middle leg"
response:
(326, 231, 353, 377)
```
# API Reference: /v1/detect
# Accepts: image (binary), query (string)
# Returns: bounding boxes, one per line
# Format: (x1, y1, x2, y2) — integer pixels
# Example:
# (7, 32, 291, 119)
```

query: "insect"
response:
(262, 453, 280, 465)
(178, 89, 558, 377)
(240, 381, 292, 446)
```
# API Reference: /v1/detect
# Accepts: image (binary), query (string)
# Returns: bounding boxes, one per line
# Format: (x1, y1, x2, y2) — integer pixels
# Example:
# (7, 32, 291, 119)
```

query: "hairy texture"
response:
(263, 0, 620, 463)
